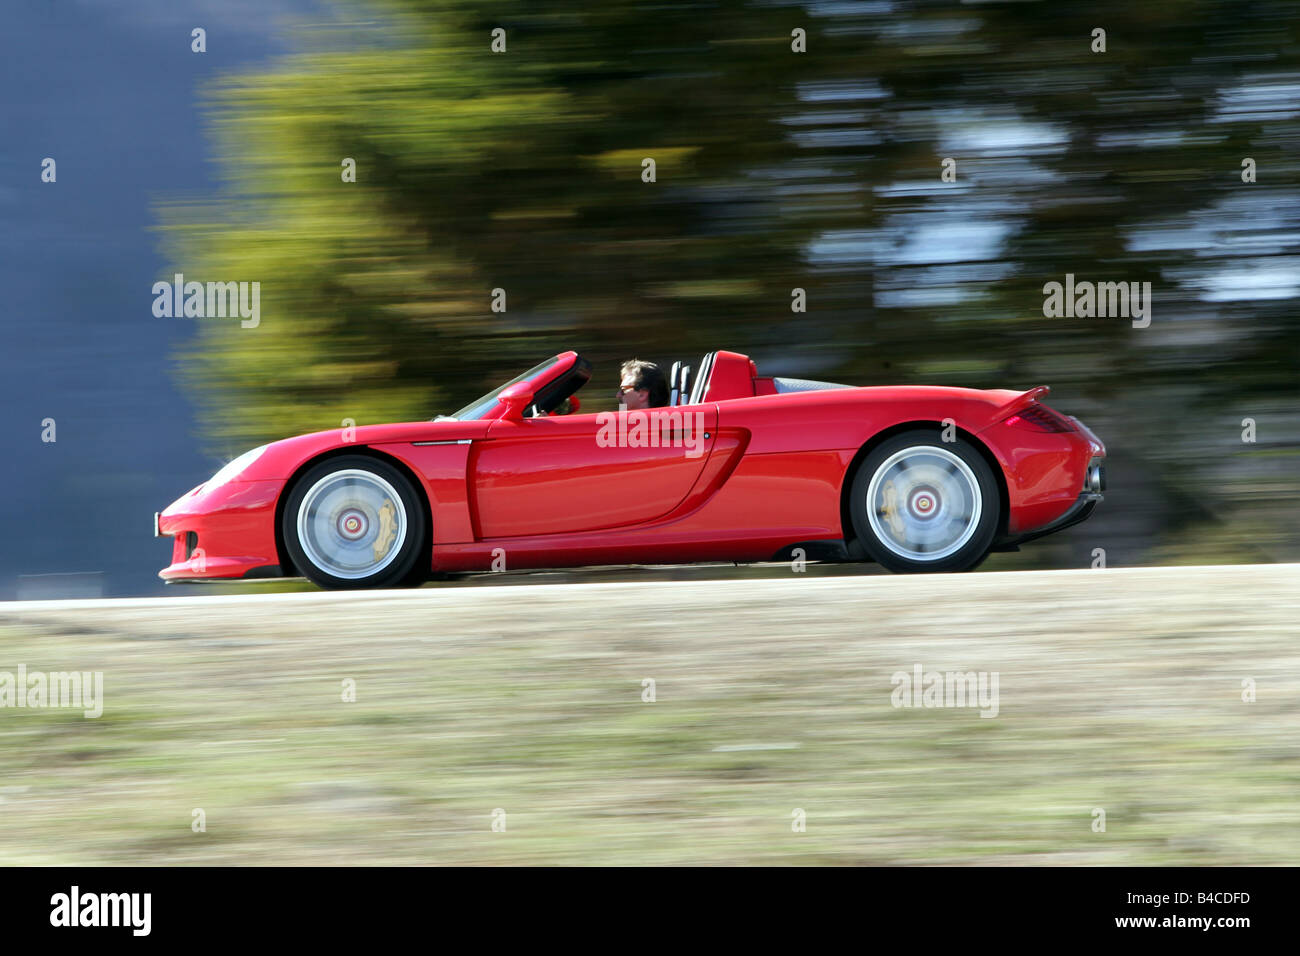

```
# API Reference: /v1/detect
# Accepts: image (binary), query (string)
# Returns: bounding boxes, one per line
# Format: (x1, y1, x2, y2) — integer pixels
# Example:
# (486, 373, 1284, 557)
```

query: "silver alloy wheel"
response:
(295, 468, 408, 580)
(866, 445, 983, 561)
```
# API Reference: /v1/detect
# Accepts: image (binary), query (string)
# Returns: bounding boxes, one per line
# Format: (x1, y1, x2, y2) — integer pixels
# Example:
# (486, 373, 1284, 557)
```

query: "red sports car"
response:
(156, 350, 1105, 588)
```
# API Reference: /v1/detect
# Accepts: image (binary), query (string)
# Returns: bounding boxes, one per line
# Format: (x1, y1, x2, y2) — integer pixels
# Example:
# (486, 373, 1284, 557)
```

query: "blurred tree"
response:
(166, 0, 819, 445)
(165, 0, 1300, 563)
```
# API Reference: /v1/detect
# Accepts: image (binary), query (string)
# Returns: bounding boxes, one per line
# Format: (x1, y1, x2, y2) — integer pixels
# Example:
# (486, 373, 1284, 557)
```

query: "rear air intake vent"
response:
(1004, 404, 1074, 433)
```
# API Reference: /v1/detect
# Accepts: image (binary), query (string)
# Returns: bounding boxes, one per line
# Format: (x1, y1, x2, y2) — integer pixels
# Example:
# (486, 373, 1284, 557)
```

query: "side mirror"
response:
(498, 382, 535, 419)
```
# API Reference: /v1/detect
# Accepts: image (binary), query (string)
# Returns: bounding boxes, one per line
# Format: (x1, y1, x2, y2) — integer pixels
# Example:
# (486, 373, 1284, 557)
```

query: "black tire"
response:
(282, 455, 429, 589)
(848, 430, 999, 573)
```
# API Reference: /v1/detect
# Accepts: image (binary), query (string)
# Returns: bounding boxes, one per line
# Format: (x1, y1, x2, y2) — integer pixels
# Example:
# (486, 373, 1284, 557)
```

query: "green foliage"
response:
(163, 0, 1300, 561)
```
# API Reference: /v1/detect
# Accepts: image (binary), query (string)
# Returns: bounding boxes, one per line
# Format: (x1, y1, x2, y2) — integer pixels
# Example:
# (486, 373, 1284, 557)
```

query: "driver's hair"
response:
(620, 359, 669, 408)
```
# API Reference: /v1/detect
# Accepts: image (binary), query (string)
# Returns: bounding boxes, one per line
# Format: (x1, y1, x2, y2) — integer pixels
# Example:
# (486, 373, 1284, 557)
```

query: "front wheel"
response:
(282, 455, 428, 589)
(849, 430, 999, 573)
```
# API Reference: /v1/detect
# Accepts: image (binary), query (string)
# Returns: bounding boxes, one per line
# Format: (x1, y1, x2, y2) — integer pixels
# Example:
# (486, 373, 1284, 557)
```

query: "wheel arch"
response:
(273, 446, 434, 578)
(838, 421, 1009, 552)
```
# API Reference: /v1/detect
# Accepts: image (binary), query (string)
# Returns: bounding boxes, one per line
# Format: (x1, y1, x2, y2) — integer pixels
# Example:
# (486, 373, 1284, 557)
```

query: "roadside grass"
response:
(0, 567, 1297, 864)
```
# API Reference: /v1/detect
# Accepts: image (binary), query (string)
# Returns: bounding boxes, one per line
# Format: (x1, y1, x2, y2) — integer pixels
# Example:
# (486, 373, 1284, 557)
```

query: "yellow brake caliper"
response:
(880, 480, 906, 538)
(373, 500, 398, 560)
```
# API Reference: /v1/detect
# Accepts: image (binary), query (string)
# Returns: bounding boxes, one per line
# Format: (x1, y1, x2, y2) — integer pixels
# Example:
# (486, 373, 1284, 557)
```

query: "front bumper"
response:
(156, 479, 284, 581)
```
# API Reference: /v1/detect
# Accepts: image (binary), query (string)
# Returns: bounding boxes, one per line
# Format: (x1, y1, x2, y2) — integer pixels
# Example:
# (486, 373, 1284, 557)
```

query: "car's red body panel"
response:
(158, 350, 1104, 582)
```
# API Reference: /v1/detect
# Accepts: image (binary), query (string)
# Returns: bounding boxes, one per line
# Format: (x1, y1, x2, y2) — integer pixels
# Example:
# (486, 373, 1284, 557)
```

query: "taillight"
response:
(1004, 403, 1074, 433)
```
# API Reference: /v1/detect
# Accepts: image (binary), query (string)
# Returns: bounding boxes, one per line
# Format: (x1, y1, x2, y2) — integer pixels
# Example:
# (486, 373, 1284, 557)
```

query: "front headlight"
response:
(206, 445, 268, 488)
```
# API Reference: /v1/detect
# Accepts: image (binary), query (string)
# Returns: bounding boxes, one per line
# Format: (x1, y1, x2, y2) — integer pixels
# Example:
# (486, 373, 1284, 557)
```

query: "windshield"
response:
(448, 356, 562, 421)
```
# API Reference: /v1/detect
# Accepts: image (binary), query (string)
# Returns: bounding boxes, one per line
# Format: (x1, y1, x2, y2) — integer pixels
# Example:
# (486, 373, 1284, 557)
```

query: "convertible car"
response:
(156, 350, 1105, 588)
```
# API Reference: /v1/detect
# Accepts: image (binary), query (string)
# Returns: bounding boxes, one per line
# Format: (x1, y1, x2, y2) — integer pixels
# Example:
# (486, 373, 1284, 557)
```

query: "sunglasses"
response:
(617, 384, 643, 394)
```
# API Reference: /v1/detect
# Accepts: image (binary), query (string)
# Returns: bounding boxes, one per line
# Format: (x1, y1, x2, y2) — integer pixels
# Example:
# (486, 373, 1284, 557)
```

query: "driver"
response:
(617, 359, 669, 410)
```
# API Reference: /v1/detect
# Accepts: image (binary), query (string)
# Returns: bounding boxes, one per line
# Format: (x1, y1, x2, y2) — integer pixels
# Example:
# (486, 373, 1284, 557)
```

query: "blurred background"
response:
(2, 0, 1298, 597)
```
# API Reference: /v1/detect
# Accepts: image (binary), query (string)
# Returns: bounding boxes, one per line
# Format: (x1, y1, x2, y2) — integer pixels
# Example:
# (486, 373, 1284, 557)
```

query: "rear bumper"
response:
(997, 491, 1103, 549)
(978, 407, 1105, 536)
(157, 479, 284, 581)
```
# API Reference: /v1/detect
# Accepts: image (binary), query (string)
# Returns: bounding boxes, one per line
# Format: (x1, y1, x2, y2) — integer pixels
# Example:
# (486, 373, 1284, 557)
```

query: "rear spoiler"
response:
(992, 385, 1051, 420)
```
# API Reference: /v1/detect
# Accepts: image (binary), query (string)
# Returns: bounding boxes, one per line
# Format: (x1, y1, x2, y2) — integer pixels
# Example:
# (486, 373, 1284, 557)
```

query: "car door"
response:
(472, 406, 718, 538)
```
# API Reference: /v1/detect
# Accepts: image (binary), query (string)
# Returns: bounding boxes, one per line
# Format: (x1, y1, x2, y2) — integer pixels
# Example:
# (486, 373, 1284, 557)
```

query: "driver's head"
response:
(618, 359, 669, 410)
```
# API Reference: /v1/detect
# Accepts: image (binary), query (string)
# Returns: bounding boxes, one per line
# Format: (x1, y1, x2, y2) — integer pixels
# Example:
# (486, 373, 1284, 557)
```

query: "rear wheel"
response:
(849, 430, 999, 573)
(283, 455, 428, 589)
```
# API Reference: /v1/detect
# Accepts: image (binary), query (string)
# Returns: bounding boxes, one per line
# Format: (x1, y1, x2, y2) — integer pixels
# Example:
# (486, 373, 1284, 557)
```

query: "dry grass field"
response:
(1, 564, 1297, 865)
